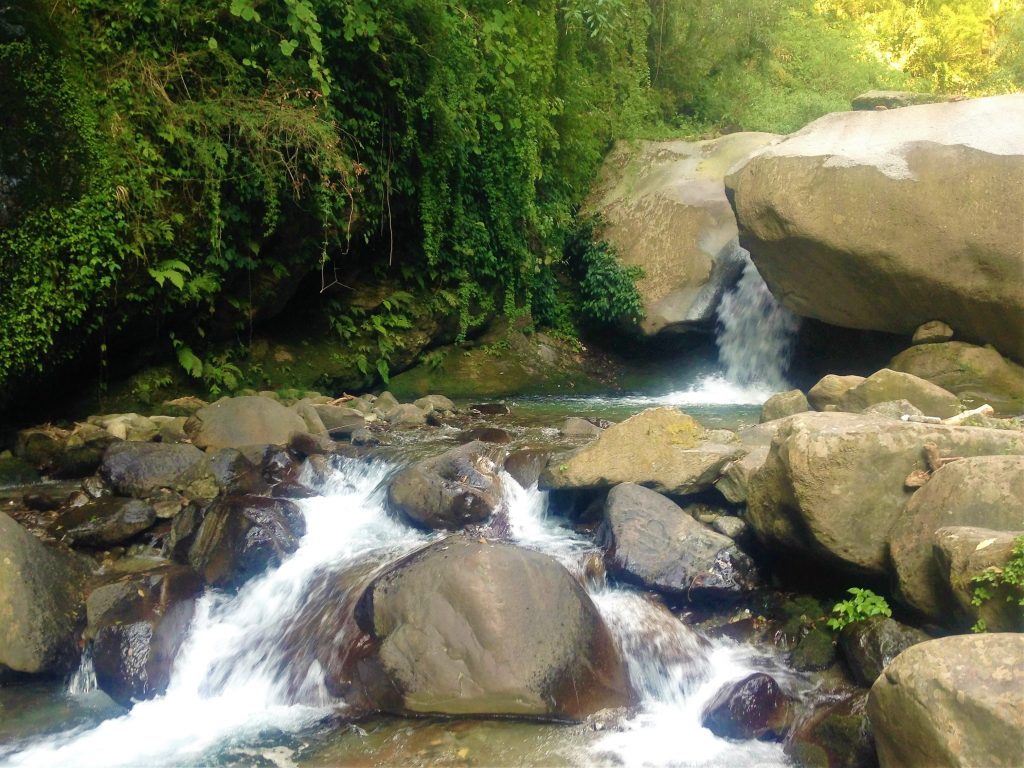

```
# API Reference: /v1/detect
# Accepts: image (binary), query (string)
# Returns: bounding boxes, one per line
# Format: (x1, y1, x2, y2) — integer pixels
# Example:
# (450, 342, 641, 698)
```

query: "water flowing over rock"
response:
(386, 441, 504, 530)
(868, 634, 1024, 768)
(600, 483, 760, 600)
(585, 133, 779, 335)
(701, 673, 792, 741)
(0, 513, 88, 677)
(715, 254, 801, 391)
(540, 407, 743, 495)
(351, 536, 630, 720)
(889, 455, 1024, 621)
(746, 412, 1024, 578)
(727, 94, 1024, 361)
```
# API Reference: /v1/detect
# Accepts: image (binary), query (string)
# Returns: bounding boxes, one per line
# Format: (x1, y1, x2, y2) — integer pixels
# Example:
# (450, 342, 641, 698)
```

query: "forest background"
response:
(1, 0, 1020, 407)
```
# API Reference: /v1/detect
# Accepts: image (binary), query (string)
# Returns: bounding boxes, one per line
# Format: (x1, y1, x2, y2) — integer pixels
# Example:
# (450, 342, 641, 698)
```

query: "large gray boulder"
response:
(746, 412, 1024, 578)
(934, 526, 1023, 632)
(351, 537, 630, 719)
(889, 456, 1024, 621)
(807, 374, 865, 411)
(726, 94, 1024, 361)
(0, 513, 88, 677)
(387, 441, 504, 530)
(716, 421, 784, 504)
(101, 442, 219, 501)
(185, 396, 307, 449)
(586, 133, 779, 335)
(889, 341, 1024, 415)
(601, 483, 759, 600)
(868, 634, 1024, 767)
(540, 407, 743, 495)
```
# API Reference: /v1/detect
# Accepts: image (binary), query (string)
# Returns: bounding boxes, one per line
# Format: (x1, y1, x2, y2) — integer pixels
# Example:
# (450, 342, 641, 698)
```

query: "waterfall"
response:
(67, 648, 97, 696)
(715, 253, 801, 392)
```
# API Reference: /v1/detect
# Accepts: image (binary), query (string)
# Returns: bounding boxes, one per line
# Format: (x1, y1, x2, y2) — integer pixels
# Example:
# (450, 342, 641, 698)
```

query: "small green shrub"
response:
(827, 587, 892, 630)
(970, 535, 1024, 633)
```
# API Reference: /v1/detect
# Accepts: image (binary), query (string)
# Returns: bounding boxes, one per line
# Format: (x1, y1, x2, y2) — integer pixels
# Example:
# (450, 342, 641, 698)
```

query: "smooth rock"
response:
(540, 408, 743, 495)
(839, 369, 960, 419)
(807, 375, 865, 411)
(868, 634, 1024, 767)
(760, 390, 810, 423)
(839, 616, 930, 687)
(101, 442, 218, 501)
(185, 396, 307, 449)
(352, 537, 630, 719)
(890, 455, 1024, 621)
(601, 483, 760, 600)
(0, 513, 87, 676)
(912, 320, 955, 345)
(861, 399, 924, 420)
(727, 95, 1024, 360)
(715, 421, 783, 504)
(701, 673, 792, 741)
(561, 417, 603, 439)
(387, 442, 503, 530)
(933, 526, 1023, 632)
(54, 497, 157, 547)
(746, 412, 1024, 578)
(311, 404, 365, 436)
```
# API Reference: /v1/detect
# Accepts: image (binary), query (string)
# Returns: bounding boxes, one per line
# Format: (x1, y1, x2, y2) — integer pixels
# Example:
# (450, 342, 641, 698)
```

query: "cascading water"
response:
(714, 253, 801, 393)
(6, 457, 795, 768)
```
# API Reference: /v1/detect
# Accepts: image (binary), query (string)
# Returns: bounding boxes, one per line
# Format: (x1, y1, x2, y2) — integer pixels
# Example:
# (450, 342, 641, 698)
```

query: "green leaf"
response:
(207, 37, 218, 51)
(176, 345, 203, 378)
(279, 39, 299, 57)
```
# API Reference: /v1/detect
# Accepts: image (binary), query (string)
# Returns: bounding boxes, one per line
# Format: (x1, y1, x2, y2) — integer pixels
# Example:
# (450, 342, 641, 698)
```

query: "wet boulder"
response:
(889, 455, 1024, 621)
(746, 412, 1024, 578)
(350, 537, 630, 720)
(786, 692, 877, 768)
(868, 634, 1024, 767)
(0, 512, 88, 677)
(726, 95, 1024, 361)
(387, 441, 503, 530)
(101, 442, 219, 501)
(503, 448, 553, 489)
(790, 627, 837, 672)
(89, 563, 203, 706)
(540, 408, 743, 495)
(600, 483, 760, 600)
(185, 396, 307, 449)
(188, 496, 306, 588)
(701, 673, 793, 741)
(838, 616, 930, 688)
(933, 526, 1023, 632)
(54, 497, 157, 547)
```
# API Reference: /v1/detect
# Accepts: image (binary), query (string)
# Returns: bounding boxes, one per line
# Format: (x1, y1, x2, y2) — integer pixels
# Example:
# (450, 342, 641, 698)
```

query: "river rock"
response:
(861, 399, 924, 420)
(311, 404, 365, 436)
(413, 394, 455, 413)
(188, 496, 306, 588)
(601, 483, 759, 600)
(185, 395, 307, 449)
(561, 417, 603, 439)
(352, 537, 630, 719)
(458, 426, 513, 444)
(760, 389, 809, 422)
(726, 94, 1024, 361)
(867, 634, 1024, 767)
(387, 441, 503, 530)
(387, 403, 427, 427)
(540, 407, 743, 495)
(786, 692, 876, 768)
(838, 369, 960, 418)
(503, 448, 553, 489)
(715, 421, 783, 504)
(839, 616, 930, 688)
(0, 512, 87, 677)
(889, 455, 1024, 621)
(807, 374, 865, 411)
(90, 563, 204, 706)
(291, 402, 329, 436)
(790, 627, 837, 672)
(586, 133, 779, 335)
(54, 497, 157, 547)
(746, 412, 1024, 578)
(101, 442, 219, 501)
(95, 413, 160, 442)
(15, 425, 70, 471)
(912, 320, 955, 345)
(701, 673, 792, 741)
(889, 341, 1024, 415)
(0, 456, 39, 486)
(57, 423, 121, 477)
(933, 526, 1023, 632)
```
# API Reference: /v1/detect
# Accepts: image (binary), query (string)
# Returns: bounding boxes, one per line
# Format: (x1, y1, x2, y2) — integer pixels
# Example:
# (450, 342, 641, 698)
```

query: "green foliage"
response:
(827, 587, 893, 630)
(329, 290, 417, 385)
(970, 535, 1024, 632)
(566, 217, 644, 327)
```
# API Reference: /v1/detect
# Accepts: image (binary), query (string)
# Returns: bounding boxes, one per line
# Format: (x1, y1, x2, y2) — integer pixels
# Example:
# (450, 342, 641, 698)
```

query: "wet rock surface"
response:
(838, 617, 929, 688)
(53, 497, 156, 547)
(701, 672, 792, 741)
(101, 442, 219, 501)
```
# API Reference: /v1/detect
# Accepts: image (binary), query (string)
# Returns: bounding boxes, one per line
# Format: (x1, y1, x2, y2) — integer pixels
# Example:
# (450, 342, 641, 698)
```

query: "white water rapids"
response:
(5, 457, 791, 768)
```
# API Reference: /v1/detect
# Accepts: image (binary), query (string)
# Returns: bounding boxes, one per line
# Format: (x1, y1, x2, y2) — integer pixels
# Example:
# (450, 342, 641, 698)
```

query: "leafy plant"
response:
(826, 587, 893, 630)
(970, 535, 1024, 633)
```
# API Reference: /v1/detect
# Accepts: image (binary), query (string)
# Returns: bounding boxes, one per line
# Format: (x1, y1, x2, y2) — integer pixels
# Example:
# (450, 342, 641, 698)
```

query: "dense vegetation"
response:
(1, 0, 1020, 405)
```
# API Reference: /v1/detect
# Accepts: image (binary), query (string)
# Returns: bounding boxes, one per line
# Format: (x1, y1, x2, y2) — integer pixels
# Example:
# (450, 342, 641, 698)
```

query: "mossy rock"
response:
(791, 627, 837, 671)
(0, 456, 40, 486)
